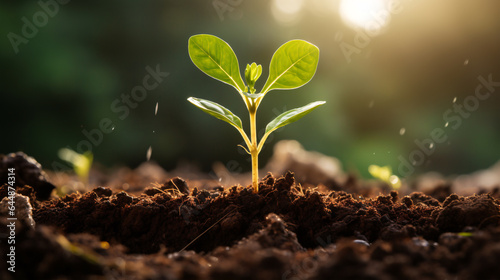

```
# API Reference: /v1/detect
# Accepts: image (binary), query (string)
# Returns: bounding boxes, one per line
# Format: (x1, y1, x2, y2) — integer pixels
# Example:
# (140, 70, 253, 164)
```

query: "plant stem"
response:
(251, 147, 259, 192)
(249, 103, 259, 192)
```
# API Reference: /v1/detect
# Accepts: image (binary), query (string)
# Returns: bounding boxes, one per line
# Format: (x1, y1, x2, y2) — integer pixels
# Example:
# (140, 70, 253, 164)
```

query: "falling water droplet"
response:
(464, 59, 469, 65)
(368, 100, 374, 108)
(146, 146, 152, 161)
(429, 142, 434, 149)
(155, 102, 159, 115)
(111, 126, 115, 131)
(399, 128, 406, 135)
(153, 130, 155, 133)
(445, 122, 449, 128)
(453, 97, 457, 103)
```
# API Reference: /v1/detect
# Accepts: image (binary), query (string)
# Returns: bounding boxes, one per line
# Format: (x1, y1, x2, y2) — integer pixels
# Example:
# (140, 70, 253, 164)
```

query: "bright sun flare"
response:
(339, 0, 391, 32)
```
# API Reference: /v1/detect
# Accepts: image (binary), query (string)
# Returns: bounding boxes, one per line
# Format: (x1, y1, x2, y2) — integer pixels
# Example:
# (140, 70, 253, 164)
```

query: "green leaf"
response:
(262, 40, 319, 93)
(188, 34, 246, 92)
(187, 97, 243, 130)
(265, 101, 325, 135)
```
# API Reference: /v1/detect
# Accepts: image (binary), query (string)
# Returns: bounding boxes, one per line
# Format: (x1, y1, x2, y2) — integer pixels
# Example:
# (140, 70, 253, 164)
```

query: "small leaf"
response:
(245, 62, 262, 91)
(187, 97, 243, 130)
(262, 40, 319, 93)
(265, 101, 325, 135)
(188, 34, 246, 92)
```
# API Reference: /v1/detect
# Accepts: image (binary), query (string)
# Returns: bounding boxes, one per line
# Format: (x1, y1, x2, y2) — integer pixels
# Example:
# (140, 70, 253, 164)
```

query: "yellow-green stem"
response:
(249, 105, 259, 192)
(251, 147, 259, 192)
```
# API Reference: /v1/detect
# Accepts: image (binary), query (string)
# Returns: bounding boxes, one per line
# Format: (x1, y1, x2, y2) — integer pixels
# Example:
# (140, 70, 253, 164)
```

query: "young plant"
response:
(368, 165, 401, 189)
(187, 34, 324, 192)
(58, 148, 93, 185)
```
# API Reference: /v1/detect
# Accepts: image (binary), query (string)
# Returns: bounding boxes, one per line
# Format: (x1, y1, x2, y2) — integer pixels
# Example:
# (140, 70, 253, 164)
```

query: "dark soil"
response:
(1, 152, 500, 279)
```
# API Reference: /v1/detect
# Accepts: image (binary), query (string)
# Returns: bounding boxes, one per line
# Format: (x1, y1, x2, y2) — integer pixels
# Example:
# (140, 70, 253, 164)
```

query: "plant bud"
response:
(245, 62, 262, 91)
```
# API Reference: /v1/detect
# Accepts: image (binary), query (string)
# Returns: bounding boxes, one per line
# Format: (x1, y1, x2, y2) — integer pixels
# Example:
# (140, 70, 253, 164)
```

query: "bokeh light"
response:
(271, 0, 304, 25)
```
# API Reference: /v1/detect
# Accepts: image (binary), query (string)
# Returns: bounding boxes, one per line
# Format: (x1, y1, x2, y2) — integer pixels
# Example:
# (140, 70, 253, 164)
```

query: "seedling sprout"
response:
(58, 148, 93, 186)
(368, 164, 401, 189)
(187, 34, 324, 192)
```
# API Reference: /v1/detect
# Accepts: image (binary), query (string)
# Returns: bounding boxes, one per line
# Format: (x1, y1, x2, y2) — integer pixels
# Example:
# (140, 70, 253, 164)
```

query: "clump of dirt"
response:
(0, 152, 55, 200)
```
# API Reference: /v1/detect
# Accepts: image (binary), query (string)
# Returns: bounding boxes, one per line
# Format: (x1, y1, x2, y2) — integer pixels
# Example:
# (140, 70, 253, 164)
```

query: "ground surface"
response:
(1, 152, 500, 279)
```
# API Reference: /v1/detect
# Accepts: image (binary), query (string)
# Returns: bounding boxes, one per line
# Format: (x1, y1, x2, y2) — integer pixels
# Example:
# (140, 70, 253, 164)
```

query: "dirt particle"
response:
(402, 196, 413, 208)
(162, 177, 189, 194)
(114, 191, 134, 206)
(275, 171, 295, 192)
(377, 195, 393, 205)
(390, 190, 398, 203)
(260, 172, 275, 188)
(442, 193, 459, 207)
(92, 186, 112, 197)
(143, 187, 163, 196)
(191, 187, 199, 196)
(410, 192, 440, 207)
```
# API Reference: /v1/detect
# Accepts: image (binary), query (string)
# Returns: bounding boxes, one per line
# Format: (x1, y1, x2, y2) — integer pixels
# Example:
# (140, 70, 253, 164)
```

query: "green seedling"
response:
(368, 164, 401, 189)
(457, 232, 474, 237)
(58, 148, 93, 185)
(187, 34, 324, 192)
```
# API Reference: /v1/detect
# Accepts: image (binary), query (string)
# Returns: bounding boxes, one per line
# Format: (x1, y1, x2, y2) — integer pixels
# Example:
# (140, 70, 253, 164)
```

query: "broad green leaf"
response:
(265, 101, 325, 135)
(262, 40, 319, 93)
(187, 97, 243, 130)
(188, 34, 246, 92)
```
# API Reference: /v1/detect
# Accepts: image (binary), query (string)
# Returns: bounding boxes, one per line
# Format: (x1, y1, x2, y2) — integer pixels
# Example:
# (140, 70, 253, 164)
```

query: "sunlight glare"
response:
(339, 0, 392, 33)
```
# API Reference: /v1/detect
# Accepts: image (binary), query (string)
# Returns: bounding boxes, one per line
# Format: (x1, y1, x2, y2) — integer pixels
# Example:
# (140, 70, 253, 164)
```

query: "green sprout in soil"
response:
(187, 34, 324, 192)
(368, 164, 401, 189)
(58, 148, 93, 185)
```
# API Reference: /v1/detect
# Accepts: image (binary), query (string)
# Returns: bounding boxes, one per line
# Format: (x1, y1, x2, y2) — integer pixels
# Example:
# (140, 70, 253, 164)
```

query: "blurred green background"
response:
(1, 0, 499, 179)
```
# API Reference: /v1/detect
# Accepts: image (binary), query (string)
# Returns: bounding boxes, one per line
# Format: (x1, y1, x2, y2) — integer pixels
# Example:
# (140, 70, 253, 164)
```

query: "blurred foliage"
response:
(1, 0, 499, 179)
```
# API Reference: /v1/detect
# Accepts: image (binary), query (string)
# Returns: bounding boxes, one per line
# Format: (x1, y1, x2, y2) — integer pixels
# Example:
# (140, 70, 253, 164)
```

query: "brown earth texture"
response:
(1, 152, 500, 280)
